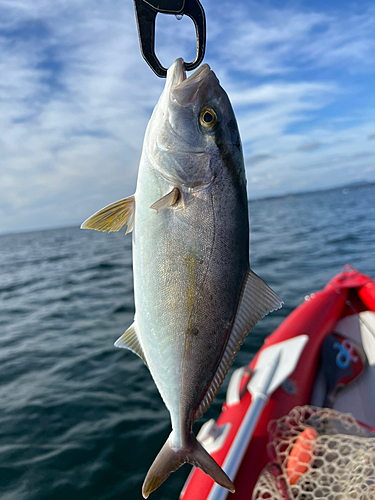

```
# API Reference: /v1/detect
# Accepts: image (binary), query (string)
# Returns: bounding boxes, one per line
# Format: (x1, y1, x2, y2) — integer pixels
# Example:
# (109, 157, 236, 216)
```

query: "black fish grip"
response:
(133, 0, 206, 77)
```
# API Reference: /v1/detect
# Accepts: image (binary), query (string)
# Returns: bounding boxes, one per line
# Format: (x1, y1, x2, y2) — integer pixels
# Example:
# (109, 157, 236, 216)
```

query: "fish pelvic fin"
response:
(80, 195, 135, 233)
(142, 432, 234, 498)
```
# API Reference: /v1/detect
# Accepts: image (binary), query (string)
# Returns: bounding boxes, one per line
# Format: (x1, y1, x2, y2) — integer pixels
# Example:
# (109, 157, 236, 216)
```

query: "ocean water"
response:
(1, 184, 374, 500)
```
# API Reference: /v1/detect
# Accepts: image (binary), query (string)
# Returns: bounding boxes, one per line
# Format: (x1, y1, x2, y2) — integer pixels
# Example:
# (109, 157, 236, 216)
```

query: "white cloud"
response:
(244, 119, 375, 198)
(0, 0, 164, 232)
(229, 81, 338, 146)
(208, 2, 375, 76)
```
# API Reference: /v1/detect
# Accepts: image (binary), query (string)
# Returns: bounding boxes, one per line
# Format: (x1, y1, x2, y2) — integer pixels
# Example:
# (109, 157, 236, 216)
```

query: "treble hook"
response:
(133, 0, 206, 77)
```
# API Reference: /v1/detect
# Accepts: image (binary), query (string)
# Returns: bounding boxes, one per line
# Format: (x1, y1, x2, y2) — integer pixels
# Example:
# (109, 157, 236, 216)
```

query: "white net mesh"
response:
(253, 406, 375, 500)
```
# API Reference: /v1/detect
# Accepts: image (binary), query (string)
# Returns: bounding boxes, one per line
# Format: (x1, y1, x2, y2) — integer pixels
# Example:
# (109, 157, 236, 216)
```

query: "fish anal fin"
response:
(114, 323, 147, 366)
(81, 195, 135, 233)
(150, 188, 180, 214)
(194, 268, 282, 421)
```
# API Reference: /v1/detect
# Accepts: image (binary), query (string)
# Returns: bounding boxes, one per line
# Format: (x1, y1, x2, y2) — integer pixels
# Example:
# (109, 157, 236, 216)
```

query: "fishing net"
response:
(252, 406, 375, 500)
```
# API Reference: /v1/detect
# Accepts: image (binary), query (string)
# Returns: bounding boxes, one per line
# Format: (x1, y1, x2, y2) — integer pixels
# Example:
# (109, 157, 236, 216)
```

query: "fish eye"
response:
(199, 108, 218, 130)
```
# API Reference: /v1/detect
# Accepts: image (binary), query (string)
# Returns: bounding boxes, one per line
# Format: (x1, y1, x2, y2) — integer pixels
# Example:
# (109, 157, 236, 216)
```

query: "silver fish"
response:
(81, 58, 282, 497)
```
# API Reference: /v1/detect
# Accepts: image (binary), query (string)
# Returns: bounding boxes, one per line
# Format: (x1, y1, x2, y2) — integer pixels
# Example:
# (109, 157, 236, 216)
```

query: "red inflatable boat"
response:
(180, 265, 375, 500)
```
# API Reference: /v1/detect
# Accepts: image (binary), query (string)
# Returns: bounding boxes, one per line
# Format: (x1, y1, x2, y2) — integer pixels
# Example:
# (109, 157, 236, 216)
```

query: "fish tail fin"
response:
(142, 432, 235, 498)
(189, 435, 235, 492)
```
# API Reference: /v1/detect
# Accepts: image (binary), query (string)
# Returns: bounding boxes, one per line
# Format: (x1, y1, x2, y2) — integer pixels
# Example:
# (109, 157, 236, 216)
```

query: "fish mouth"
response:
(168, 58, 211, 92)
(168, 58, 186, 86)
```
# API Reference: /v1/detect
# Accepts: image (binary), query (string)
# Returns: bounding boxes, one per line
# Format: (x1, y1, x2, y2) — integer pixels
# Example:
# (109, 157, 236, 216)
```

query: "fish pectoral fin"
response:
(142, 432, 234, 499)
(150, 188, 180, 214)
(81, 195, 135, 233)
(114, 323, 148, 366)
(194, 268, 283, 421)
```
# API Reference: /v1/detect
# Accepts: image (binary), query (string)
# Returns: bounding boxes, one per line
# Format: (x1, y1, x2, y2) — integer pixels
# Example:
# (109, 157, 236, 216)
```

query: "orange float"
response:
(286, 427, 317, 485)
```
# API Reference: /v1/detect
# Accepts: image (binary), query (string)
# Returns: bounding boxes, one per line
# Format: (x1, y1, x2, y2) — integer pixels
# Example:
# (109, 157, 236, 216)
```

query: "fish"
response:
(81, 58, 282, 497)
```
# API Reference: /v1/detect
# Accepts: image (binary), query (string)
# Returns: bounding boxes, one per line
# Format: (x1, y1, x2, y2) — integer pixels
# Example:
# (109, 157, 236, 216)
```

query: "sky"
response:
(0, 0, 375, 234)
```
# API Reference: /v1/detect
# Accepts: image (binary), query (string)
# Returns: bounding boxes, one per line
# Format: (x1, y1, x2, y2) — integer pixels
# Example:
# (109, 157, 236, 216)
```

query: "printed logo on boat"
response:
(333, 339, 358, 369)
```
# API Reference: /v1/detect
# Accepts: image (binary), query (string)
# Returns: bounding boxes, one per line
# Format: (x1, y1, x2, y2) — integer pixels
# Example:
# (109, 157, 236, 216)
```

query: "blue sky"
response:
(0, 0, 374, 233)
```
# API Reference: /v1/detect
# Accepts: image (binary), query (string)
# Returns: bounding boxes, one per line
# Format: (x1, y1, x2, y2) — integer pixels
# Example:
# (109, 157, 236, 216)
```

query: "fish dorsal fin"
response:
(114, 323, 148, 366)
(194, 268, 282, 421)
(150, 188, 180, 214)
(81, 195, 135, 233)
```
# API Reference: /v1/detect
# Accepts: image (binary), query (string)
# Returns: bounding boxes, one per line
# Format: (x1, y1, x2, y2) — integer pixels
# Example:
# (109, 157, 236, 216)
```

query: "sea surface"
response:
(1, 184, 374, 500)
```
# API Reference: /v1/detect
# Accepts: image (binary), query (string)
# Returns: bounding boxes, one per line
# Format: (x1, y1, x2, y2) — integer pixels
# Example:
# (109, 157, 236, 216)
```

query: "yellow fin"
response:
(150, 188, 180, 214)
(114, 323, 148, 366)
(81, 195, 135, 233)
